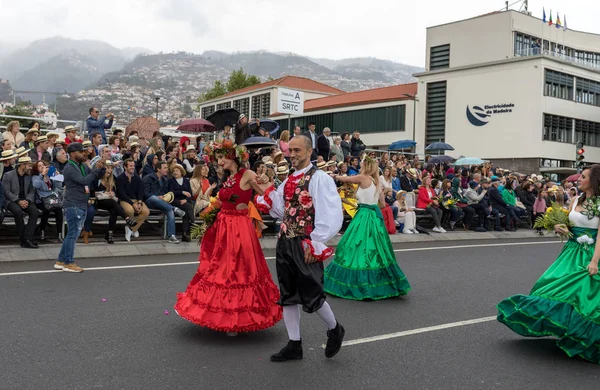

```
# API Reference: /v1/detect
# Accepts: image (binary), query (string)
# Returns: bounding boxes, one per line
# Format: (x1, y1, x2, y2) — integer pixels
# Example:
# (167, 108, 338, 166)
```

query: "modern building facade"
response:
(414, 10, 600, 174)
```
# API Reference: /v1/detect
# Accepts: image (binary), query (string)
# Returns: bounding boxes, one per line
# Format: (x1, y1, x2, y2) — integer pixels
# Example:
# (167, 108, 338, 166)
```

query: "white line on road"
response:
(0, 240, 559, 277)
(322, 316, 497, 349)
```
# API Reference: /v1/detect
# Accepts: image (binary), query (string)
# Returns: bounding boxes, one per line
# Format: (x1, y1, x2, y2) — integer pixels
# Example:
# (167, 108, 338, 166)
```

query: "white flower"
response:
(577, 235, 595, 245)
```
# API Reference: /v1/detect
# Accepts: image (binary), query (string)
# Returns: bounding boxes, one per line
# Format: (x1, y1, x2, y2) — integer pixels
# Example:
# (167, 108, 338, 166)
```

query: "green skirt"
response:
(324, 204, 411, 301)
(497, 227, 600, 363)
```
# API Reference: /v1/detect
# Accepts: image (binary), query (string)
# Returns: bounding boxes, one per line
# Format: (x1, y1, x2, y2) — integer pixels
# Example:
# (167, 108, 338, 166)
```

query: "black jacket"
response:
(489, 186, 508, 209)
(116, 172, 144, 204)
(142, 172, 168, 200)
(351, 137, 366, 157)
(400, 176, 418, 192)
(317, 134, 330, 160)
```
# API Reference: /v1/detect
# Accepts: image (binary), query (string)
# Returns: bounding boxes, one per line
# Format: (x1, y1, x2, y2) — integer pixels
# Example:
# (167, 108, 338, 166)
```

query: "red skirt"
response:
(381, 205, 397, 234)
(175, 209, 282, 332)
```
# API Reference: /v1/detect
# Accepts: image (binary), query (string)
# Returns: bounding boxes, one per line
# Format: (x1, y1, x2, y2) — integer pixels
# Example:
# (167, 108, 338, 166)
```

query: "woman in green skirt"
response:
(325, 157, 410, 300)
(497, 164, 600, 364)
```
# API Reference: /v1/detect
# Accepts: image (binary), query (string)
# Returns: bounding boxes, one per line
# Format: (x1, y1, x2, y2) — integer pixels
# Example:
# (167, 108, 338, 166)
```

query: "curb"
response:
(0, 230, 553, 263)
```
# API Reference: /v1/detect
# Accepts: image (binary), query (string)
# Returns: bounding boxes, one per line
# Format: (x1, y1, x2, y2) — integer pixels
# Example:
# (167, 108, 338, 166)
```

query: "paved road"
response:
(1, 238, 599, 390)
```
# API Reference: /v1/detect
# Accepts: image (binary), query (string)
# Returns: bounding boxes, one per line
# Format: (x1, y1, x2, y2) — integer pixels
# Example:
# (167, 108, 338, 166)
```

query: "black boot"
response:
(182, 234, 191, 242)
(325, 322, 345, 358)
(105, 231, 114, 244)
(270, 340, 303, 362)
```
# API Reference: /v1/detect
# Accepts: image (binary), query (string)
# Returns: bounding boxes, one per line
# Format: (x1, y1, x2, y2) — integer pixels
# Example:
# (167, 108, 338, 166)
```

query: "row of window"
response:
(515, 32, 600, 65)
(544, 69, 600, 107)
(251, 93, 271, 118)
(543, 113, 600, 147)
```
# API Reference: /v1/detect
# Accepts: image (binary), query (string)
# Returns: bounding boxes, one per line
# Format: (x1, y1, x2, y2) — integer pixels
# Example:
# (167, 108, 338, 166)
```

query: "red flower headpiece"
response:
(203, 140, 249, 163)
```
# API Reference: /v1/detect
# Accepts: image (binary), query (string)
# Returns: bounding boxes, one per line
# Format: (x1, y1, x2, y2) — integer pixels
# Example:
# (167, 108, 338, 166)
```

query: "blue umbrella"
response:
(454, 157, 485, 166)
(241, 136, 277, 149)
(429, 155, 454, 164)
(249, 119, 280, 135)
(425, 142, 454, 151)
(388, 139, 416, 150)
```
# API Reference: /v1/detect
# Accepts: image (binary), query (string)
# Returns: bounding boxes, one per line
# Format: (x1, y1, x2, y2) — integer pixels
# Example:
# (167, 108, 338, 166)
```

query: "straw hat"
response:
(276, 165, 289, 175)
(162, 192, 174, 204)
(17, 156, 33, 165)
(26, 128, 39, 136)
(82, 140, 92, 148)
(274, 150, 283, 158)
(171, 164, 186, 177)
(34, 135, 48, 144)
(64, 125, 77, 133)
(104, 160, 113, 167)
(262, 156, 273, 164)
(325, 161, 336, 167)
(185, 144, 196, 152)
(317, 161, 327, 170)
(129, 142, 140, 148)
(55, 137, 67, 146)
(0, 150, 16, 162)
(14, 146, 30, 157)
(46, 131, 60, 138)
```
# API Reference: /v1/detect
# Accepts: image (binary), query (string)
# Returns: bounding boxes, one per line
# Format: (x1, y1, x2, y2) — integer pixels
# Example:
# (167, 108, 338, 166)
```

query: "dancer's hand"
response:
(304, 246, 316, 264)
(587, 261, 599, 276)
(554, 224, 570, 236)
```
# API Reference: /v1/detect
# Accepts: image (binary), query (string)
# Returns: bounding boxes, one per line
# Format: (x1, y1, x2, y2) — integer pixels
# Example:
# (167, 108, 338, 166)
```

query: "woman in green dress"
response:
(324, 157, 410, 300)
(497, 164, 600, 364)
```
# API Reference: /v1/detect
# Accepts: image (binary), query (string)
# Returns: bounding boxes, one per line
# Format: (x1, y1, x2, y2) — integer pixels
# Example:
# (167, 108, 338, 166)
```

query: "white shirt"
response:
(257, 164, 343, 255)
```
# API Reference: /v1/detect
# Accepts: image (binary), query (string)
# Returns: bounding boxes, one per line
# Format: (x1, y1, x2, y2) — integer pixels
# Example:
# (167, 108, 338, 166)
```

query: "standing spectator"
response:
(290, 125, 302, 139)
(234, 114, 251, 145)
(32, 160, 63, 242)
(304, 122, 318, 161)
(29, 136, 51, 163)
(317, 127, 331, 160)
(350, 131, 366, 157)
(143, 161, 186, 244)
(55, 143, 105, 272)
(116, 159, 150, 242)
(168, 164, 195, 242)
(331, 137, 344, 163)
(3, 156, 39, 248)
(2, 121, 24, 149)
(86, 107, 114, 144)
(279, 130, 290, 159)
(340, 133, 351, 160)
(533, 190, 548, 235)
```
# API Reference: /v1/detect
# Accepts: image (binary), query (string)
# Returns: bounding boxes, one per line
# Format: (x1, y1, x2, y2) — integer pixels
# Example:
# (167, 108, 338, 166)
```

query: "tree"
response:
(198, 68, 261, 103)
(0, 105, 34, 127)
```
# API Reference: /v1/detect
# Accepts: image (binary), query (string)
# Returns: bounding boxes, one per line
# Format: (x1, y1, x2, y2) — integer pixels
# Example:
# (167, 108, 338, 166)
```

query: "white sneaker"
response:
(402, 229, 414, 234)
(439, 227, 447, 233)
(432, 227, 441, 233)
(173, 207, 186, 218)
(169, 235, 180, 244)
(133, 230, 139, 238)
(125, 226, 133, 242)
(411, 229, 420, 234)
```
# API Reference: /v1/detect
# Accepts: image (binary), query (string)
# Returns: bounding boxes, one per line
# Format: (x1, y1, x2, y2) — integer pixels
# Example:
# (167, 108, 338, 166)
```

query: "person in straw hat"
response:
(54, 143, 106, 273)
(21, 128, 39, 149)
(63, 125, 81, 145)
(0, 150, 17, 179)
(29, 135, 51, 163)
(2, 155, 39, 248)
(168, 164, 195, 242)
(182, 144, 200, 176)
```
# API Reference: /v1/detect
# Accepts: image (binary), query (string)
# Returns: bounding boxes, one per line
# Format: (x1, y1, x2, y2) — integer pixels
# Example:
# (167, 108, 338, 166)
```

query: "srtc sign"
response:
(277, 88, 304, 115)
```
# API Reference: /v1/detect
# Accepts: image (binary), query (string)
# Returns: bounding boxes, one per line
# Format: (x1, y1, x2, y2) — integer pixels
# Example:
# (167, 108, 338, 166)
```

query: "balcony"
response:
(515, 48, 600, 72)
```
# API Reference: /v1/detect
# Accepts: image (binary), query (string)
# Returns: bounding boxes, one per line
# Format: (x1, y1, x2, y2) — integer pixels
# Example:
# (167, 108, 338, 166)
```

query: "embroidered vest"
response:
(280, 166, 317, 238)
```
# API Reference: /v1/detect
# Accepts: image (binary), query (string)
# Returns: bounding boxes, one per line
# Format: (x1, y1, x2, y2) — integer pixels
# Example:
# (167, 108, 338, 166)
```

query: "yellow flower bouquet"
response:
(533, 202, 573, 239)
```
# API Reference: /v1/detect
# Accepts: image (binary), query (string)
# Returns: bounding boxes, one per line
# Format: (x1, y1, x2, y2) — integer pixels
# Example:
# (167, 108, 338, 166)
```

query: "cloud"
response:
(158, 0, 212, 36)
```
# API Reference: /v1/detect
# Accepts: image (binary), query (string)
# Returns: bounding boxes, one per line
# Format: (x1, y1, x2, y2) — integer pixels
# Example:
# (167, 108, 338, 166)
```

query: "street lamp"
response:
(155, 97, 160, 121)
(402, 93, 418, 143)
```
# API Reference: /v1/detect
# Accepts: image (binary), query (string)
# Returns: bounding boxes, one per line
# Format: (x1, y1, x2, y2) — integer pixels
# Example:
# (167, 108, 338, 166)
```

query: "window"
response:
(544, 69, 574, 100)
(201, 105, 215, 119)
(232, 97, 250, 117)
(543, 114, 572, 143)
(425, 81, 447, 146)
(251, 93, 271, 118)
(575, 119, 600, 147)
(429, 44, 450, 70)
(576, 77, 600, 106)
(216, 101, 231, 110)
(514, 32, 542, 56)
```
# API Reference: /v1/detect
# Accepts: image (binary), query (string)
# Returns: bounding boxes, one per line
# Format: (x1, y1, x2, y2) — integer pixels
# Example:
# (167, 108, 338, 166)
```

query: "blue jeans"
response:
(83, 204, 96, 232)
(58, 207, 87, 264)
(145, 195, 175, 237)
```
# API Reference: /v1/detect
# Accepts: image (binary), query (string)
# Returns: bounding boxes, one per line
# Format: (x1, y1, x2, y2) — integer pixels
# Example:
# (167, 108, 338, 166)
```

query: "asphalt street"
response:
(1, 238, 599, 390)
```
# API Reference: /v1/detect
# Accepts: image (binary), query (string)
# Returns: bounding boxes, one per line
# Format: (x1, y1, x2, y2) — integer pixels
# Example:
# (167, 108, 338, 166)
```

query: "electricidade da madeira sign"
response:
(466, 103, 515, 127)
(278, 88, 305, 115)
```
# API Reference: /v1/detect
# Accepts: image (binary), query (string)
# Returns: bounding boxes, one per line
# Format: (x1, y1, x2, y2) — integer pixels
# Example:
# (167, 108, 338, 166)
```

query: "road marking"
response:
(322, 316, 497, 349)
(0, 240, 559, 277)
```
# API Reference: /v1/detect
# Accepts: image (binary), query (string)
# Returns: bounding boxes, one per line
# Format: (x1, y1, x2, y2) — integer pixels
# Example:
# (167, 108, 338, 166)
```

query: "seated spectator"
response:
(416, 176, 445, 233)
(21, 128, 39, 149)
(190, 162, 215, 216)
(441, 179, 464, 230)
(29, 135, 51, 163)
(142, 153, 158, 177)
(143, 161, 186, 243)
(2, 121, 24, 149)
(3, 156, 39, 248)
(502, 178, 525, 222)
(2, 139, 14, 151)
(451, 177, 476, 231)
(116, 159, 150, 242)
(347, 157, 360, 176)
(168, 164, 195, 242)
(490, 177, 518, 231)
(464, 180, 488, 232)
(380, 167, 393, 192)
(32, 160, 64, 242)
(400, 168, 418, 192)
(394, 191, 418, 234)
(0, 150, 17, 180)
(391, 168, 401, 192)
(182, 145, 200, 176)
(91, 144, 124, 178)
(51, 149, 68, 174)
(63, 126, 81, 145)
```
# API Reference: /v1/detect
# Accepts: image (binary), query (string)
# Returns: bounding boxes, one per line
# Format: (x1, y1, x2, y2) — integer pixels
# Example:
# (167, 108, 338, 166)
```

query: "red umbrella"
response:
(177, 119, 217, 133)
(566, 173, 581, 182)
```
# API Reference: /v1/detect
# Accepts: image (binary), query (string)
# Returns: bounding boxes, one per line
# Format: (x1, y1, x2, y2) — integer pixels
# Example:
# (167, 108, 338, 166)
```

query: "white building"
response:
(414, 10, 600, 174)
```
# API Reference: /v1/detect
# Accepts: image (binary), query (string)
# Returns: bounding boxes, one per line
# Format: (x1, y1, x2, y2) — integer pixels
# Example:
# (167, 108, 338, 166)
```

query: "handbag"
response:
(96, 191, 117, 201)
(42, 192, 62, 210)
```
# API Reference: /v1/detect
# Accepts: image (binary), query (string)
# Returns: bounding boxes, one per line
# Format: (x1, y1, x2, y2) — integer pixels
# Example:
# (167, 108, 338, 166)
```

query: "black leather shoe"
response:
(182, 234, 191, 242)
(325, 322, 345, 358)
(21, 240, 38, 249)
(270, 340, 303, 362)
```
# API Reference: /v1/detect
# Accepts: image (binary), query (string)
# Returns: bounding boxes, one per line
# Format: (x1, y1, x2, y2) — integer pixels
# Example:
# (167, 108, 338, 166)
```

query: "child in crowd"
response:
(533, 189, 548, 235)
(394, 191, 418, 234)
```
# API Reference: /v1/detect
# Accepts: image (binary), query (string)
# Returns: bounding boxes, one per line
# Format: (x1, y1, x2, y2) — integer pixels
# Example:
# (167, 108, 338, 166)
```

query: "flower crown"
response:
(362, 154, 376, 164)
(203, 139, 249, 162)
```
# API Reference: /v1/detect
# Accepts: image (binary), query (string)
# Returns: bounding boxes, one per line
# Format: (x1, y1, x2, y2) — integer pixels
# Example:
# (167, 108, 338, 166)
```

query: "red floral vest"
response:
(280, 166, 317, 238)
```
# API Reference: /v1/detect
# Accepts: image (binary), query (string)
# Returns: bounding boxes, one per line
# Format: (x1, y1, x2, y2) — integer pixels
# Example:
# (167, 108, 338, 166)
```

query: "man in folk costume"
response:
(256, 135, 345, 362)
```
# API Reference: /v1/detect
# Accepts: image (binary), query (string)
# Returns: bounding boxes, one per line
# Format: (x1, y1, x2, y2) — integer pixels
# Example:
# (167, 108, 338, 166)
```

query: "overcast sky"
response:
(2, 0, 597, 66)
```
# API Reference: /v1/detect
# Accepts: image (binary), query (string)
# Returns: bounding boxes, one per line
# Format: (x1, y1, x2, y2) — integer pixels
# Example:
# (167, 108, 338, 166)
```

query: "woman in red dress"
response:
(175, 141, 282, 335)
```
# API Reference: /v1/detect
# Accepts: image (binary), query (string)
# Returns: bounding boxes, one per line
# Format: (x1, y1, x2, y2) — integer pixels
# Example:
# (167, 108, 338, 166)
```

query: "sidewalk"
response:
(0, 230, 554, 263)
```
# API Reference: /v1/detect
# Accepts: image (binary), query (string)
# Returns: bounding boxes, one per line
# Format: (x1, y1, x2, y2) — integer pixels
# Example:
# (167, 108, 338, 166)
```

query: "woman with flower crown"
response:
(497, 164, 600, 364)
(175, 140, 282, 335)
(326, 156, 411, 301)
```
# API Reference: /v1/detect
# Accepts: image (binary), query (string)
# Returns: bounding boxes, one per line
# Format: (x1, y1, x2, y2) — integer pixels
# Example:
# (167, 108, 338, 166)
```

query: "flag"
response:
(563, 15, 568, 31)
(549, 10, 553, 26)
(556, 13, 562, 29)
(543, 7, 547, 23)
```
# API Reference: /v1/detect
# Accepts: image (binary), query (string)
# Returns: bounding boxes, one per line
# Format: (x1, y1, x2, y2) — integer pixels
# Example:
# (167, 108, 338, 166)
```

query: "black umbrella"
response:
(241, 136, 277, 149)
(425, 142, 454, 151)
(206, 108, 240, 131)
(429, 155, 454, 164)
(249, 119, 280, 135)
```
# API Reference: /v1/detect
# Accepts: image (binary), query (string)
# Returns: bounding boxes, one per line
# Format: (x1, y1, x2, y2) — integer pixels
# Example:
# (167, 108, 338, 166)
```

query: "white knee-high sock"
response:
(283, 305, 301, 341)
(316, 301, 337, 330)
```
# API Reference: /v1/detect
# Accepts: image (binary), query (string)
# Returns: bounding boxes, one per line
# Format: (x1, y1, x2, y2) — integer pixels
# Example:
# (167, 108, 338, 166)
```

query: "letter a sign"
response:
(277, 88, 304, 115)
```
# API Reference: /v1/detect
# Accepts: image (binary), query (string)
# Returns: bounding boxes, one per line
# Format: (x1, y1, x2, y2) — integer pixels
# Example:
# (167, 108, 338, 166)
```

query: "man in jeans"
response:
(2, 156, 39, 248)
(143, 161, 185, 243)
(55, 143, 105, 273)
(117, 158, 150, 241)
